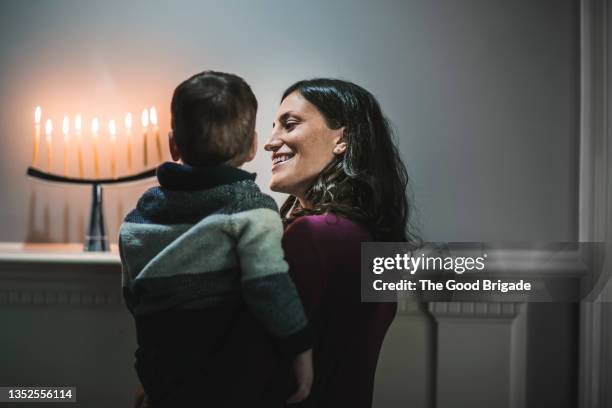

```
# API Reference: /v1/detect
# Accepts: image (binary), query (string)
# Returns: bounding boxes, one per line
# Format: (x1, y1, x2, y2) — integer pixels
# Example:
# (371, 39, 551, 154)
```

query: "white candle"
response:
(62, 116, 70, 175)
(109, 119, 117, 178)
(149, 107, 162, 162)
(74, 115, 83, 178)
(124, 113, 133, 171)
(91, 118, 100, 178)
(141, 109, 149, 167)
(44, 119, 52, 171)
(33, 106, 41, 167)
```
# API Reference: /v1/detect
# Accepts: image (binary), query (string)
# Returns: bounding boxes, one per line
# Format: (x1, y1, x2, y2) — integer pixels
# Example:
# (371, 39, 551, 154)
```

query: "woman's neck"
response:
(296, 196, 312, 210)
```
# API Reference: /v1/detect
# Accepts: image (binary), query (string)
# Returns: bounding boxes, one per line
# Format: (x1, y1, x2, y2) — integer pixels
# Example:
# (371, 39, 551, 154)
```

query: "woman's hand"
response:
(286, 348, 313, 404)
(133, 385, 152, 408)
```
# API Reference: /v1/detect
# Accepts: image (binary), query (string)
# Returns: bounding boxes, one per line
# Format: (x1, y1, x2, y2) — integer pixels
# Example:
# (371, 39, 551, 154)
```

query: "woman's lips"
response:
(271, 155, 294, 172)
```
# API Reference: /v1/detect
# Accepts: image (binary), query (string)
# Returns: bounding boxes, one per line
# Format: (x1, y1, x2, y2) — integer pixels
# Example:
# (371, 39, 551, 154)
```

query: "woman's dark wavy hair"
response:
(280, 78, 419, 244)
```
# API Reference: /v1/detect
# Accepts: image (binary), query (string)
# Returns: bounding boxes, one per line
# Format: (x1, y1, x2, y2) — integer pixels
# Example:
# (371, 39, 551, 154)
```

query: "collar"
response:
(156, 161, 256, 191)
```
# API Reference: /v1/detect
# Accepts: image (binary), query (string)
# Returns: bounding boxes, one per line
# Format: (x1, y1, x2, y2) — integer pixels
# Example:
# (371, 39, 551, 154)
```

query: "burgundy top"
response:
(282, 214, 397, 408)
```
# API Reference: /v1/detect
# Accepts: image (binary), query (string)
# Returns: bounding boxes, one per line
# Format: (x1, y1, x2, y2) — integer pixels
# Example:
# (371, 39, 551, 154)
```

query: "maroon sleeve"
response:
(282, 217, 328, 317)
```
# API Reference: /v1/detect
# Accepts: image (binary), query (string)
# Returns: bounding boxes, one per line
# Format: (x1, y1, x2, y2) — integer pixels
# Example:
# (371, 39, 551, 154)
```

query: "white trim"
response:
(0, 242, 120, 264)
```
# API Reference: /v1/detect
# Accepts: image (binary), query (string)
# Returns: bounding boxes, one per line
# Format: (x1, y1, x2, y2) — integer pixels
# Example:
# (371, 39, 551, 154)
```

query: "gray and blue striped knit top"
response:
(119, 162, 312, 356)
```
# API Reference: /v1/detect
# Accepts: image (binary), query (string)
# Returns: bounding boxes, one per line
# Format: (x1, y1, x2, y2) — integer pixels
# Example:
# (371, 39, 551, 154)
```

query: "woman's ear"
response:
(333, 127, 347, 155)
(169, 131, 181, 161)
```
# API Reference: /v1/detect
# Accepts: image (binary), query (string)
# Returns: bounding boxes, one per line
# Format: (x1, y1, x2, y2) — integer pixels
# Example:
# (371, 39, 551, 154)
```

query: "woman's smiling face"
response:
(265, 91, 345, 200)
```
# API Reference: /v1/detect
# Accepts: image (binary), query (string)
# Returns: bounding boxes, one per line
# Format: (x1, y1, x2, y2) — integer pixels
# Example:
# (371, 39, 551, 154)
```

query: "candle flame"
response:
(91, 117, 100, 134)
(62, 116, 70, 138)
(149, 107, 158, 126)
(125, 113, 133, 130)
(109, 119, 117, 140)
(34, 106, 42, 124)
(75, 114, 82, 132)
(45, 119, 52, 136)
(141, 109, 149, 127)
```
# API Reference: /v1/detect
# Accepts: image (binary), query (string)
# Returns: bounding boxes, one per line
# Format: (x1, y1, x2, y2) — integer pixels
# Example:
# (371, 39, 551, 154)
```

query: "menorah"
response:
(27, 106, 163, 251)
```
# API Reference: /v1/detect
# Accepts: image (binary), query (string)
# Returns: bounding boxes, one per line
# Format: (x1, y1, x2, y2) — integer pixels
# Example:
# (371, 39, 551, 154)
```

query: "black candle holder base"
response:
(27, 166, 157, 252)
(84, 184, 109, 251)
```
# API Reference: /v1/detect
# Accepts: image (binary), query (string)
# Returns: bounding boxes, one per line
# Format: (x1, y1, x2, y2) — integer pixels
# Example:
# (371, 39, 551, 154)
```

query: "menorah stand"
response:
(26, 167, 157, 252)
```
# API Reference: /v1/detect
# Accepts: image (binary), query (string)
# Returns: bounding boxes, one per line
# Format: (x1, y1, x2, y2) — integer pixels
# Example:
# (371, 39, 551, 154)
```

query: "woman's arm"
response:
(282, 216, 328, 317)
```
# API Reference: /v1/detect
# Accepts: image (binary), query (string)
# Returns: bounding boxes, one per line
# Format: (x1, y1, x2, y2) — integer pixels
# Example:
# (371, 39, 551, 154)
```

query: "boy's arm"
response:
(118, 235, 136, 314)
(232, 207, 313, 358)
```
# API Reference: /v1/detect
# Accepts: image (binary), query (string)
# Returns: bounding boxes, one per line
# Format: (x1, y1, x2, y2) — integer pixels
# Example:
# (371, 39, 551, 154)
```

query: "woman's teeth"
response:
(272, 154, 294, 165)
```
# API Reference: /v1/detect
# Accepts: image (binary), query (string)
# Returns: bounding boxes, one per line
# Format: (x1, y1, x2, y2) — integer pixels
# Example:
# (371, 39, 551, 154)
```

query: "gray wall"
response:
(0, 1, 580, 407)
(0, 0, 578, 244)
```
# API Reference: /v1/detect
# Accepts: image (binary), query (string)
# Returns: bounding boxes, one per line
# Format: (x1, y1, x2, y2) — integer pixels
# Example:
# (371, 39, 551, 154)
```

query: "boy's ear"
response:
(244, 131, 258, 163)
(169, 131, 181, 161)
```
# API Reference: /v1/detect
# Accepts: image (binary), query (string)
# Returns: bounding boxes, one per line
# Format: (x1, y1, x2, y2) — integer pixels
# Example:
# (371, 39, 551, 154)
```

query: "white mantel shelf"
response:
(0, 242, 120, 265)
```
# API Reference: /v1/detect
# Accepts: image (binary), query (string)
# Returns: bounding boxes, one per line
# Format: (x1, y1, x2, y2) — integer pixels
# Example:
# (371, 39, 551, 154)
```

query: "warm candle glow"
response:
(141, 109, 149, 127)
(74, 114, 83, 178)
(150, 107, 162, 162)
(141, 109, 149, 167)
(45, 119, 53, 137)
(32, 106, 42, 167)
(91, 117, 100, 135)
(62, 116, 70, 175)
(109, 119, 117, 178)
(91, 117, 100, 178)
(149, 107, 158, 126)
(125, 113, 133, 171)
(62, 116, 70, 142)
(108, 119, 117, 140)
(44, 119, 53, 171)
(125, 112, 133, 130)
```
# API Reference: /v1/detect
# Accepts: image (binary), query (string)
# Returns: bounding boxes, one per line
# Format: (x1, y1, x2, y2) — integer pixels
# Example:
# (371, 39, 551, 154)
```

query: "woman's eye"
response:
(284, 121, 298, 131)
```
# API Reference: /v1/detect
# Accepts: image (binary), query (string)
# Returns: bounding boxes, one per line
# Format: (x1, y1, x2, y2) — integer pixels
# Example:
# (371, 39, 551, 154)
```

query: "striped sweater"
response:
(119, 162, 312, 358)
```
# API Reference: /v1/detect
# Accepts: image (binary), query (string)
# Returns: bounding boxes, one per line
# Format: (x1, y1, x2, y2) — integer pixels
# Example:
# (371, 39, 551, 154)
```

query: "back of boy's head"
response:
(170, 70, 258, 166)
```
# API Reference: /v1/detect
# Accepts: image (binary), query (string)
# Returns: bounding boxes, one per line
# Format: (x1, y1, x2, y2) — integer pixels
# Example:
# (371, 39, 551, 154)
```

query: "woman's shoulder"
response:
(284, 214, 371, 242)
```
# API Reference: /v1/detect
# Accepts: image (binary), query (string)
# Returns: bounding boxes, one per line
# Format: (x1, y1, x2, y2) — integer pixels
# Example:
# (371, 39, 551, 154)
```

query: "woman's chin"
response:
(268, 177, 286, 193)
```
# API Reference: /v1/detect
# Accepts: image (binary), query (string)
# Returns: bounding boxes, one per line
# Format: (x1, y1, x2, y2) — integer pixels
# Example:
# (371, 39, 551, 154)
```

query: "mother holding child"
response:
(119, 71, 415, 408)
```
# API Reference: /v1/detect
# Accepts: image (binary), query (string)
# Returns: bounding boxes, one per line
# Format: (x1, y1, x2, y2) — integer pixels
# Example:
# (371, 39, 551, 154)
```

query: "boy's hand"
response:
(133, 386, 145, 408)
(286, 348, 313, 404)
(133, 386, 152, 408)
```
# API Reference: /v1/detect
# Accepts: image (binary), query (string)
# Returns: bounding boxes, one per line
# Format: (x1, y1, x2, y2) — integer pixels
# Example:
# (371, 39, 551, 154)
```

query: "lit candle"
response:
(45, 119, 53, 171)
(62, 116, 70, 175)
(75, 115, 84, 178)
(33, 106, 41, 167)
(149, 107, 162, 162)
(141, 109, 149, 167)
(109, 119, 117, 179)
(91, 118, 100, 178)
(124, 113, 133, 171)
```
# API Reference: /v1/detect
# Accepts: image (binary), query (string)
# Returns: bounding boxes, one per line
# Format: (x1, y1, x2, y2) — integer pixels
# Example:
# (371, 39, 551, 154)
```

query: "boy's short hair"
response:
(170, 71, 258, 166)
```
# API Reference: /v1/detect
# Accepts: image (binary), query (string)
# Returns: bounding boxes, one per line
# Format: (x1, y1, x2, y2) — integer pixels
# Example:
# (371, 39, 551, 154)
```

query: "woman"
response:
(265, 78, 417, 407)
(134, 78, 414, 408)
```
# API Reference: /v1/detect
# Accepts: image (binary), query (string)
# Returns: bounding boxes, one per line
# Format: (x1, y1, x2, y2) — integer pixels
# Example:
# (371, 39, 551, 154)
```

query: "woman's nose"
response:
(264, 132, 282, 152)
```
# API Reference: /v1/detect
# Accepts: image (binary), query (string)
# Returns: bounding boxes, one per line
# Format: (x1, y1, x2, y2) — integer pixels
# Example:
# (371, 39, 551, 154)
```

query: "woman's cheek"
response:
(285, 158, 311, 194)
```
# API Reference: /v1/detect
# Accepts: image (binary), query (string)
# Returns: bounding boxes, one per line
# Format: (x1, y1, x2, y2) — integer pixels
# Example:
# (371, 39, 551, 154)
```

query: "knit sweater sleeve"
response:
(230, 207, 313, 358)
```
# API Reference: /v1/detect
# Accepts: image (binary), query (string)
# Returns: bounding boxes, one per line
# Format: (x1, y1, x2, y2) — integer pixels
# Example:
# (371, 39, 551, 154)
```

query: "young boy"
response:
(119, 71, 313, 407)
